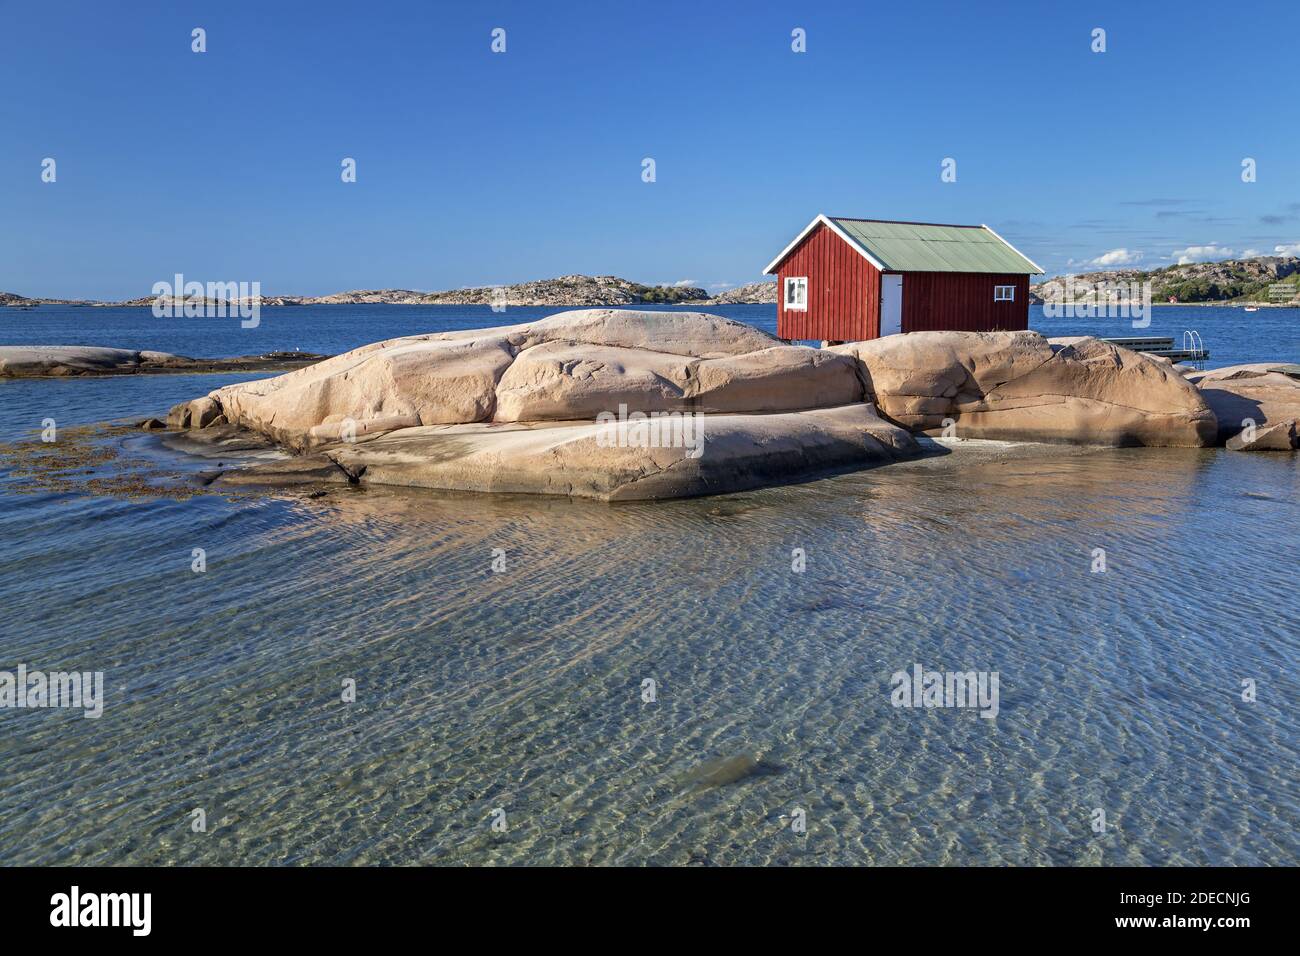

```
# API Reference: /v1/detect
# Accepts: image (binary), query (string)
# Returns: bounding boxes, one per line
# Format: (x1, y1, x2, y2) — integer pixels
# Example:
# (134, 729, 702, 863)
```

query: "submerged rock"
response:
(158, 424, 279, 457)
(210, 455, 354, 486)
(678, 751, 777, 790)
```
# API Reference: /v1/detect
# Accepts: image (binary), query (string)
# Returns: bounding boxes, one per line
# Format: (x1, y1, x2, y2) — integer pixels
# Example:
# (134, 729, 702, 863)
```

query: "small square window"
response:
(994, 285, 1015, 302)
(785, 276, 808, 310)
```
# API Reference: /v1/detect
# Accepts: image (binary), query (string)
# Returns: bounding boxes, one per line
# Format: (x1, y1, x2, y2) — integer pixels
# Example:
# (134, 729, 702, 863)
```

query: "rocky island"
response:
(156, 309, 1297, 501)
(1030, 255, 1300, 305)
(1, 275, 780, 309)
(693, 281, 778, 305)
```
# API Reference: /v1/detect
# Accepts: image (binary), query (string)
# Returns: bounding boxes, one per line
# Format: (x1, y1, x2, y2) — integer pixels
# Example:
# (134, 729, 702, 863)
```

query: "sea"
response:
(0, 303, 1296, 864)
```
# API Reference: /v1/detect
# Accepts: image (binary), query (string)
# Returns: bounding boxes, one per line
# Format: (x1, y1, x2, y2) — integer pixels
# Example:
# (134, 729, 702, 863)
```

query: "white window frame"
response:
(784, 276, 808, 311)
(993, 284, 1016, 302)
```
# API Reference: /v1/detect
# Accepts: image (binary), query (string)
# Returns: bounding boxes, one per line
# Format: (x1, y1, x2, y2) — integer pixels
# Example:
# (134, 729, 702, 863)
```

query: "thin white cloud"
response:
(671, 279, 698, 288)
(1088, 248, 1143, 267)
(1171, 244, 1234, 265)
(1273, 242, 1300, 256)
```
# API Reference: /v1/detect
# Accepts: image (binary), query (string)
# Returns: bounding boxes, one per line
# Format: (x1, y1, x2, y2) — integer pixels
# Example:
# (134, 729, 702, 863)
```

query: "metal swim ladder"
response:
(1182, 330, 1207, 368)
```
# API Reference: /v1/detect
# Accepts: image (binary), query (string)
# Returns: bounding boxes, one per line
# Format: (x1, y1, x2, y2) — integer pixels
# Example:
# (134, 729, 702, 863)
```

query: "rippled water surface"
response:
(0, 305, 1297, 865)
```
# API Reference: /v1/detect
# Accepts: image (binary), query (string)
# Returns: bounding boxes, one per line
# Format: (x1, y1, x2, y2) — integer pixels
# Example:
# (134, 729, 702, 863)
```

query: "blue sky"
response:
(2, 0, 1298, 298)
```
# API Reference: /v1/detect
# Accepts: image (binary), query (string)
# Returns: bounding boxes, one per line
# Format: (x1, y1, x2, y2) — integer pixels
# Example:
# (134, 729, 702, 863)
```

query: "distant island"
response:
(1030, 255, 1300, 305)
(0, 276, 779, 309)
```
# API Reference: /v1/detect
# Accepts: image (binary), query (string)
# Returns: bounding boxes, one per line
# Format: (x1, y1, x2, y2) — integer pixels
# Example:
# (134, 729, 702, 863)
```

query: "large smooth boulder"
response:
(164, 313, 1279, 500)
(1225, 421, 1297, 452)
(493, 342, 693, 421)
(493, 342, 862, 421)
(198, 310, 846, 448)
(210, 335, 515, 447)
(1187, 363, 1300, 443)
(832, 331, 1051, 420)
(832, 331, 1218, 447)
(216, 403, 919, 501)
(688, 347, 863, 415)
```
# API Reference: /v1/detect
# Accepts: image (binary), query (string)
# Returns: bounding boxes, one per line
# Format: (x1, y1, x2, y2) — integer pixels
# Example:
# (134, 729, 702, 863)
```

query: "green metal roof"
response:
(828, 218, 1042, 274)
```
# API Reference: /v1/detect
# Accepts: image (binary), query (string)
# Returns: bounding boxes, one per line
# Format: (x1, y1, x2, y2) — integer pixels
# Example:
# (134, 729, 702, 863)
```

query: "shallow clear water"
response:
(0, 305, 1297, 865)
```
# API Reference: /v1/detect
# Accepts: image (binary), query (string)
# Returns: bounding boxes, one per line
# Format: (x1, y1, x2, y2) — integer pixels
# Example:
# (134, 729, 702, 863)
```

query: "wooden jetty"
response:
(1099, 332, 1209, 365)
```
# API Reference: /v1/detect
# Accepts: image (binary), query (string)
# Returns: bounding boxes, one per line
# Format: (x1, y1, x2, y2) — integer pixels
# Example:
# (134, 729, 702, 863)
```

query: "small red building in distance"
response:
(763, 214, 1043, 343)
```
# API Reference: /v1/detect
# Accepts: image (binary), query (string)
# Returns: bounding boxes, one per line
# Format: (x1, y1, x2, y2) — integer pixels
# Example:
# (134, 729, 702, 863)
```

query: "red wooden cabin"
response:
(763, 215, 1043, 343)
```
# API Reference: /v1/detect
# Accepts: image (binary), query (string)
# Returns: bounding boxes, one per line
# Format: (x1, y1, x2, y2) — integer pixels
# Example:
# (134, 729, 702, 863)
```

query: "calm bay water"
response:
(0, 304, 1296, 865)
(1, 301, 1297, 368)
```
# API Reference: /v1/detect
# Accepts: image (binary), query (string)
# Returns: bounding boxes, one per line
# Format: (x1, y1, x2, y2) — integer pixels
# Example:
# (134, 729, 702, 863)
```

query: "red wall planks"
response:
(772, 224, 1031, 340)
(899, 273, 1030, 333)
(776, 222, 880, 341)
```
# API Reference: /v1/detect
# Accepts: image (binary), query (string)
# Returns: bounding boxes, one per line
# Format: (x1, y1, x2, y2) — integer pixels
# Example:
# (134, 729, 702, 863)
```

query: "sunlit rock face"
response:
(832, 331, 1219, 448)
(1188, 363, 1300, 445)
(163, 313, 1268, 500)
(173, 311, 916, 500)
(177, 310, 863, 449)
(294, 404, 920, 501)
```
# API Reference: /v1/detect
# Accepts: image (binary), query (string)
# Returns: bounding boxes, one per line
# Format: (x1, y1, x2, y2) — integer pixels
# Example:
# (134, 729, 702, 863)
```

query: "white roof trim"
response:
(762, 213, 887, 275)
(980, 223, 1045, 275)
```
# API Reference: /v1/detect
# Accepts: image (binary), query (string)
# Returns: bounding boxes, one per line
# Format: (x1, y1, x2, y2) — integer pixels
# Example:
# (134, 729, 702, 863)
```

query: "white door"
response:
(880, 274, 903, 336)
